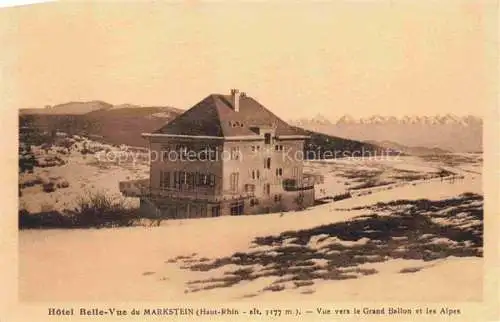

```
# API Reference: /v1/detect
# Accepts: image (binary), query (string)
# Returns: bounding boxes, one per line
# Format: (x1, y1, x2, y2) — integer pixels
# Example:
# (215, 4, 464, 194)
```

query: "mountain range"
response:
(291, 114, 483, 152)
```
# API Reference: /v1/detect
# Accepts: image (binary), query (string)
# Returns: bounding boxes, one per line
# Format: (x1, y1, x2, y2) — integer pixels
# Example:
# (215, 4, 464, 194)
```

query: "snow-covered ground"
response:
(306, 154, 481, 200)
(18, 147, 483, 302)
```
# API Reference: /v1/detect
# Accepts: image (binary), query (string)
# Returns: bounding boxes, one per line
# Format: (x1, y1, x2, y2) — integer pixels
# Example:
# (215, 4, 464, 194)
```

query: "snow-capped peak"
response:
(333, 114, 480, 126)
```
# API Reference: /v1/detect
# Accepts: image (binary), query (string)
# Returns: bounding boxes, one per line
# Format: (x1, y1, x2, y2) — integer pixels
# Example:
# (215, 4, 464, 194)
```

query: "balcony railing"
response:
(282, 181, 315, 192)
(304, 172, 325, 185)
(119, 179, 254, 202)
(282, 174, 321, 192)
(144, 187, 254, 202)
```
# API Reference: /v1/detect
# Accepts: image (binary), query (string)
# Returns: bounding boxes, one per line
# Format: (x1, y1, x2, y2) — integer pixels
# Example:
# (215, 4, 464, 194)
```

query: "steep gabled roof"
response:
(155, 93, 303, 137)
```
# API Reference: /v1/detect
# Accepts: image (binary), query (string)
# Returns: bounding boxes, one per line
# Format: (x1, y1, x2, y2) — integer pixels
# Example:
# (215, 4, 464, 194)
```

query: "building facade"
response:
(120, 89, 318, 219)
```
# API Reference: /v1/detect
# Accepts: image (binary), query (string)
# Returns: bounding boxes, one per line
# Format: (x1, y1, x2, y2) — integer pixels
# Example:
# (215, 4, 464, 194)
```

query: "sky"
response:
(0, 1, 497, 120)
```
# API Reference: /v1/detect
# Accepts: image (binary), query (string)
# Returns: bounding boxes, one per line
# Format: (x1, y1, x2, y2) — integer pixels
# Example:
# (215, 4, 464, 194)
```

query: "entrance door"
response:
(230, 201, 244, 216)
(211, 205, 220, 217)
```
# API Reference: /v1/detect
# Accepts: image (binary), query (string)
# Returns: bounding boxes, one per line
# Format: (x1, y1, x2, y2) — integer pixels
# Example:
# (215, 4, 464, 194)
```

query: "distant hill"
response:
(292, 128, 400, 159)
(19, 101, 114, 115)
(364, 140, 450, 156)
(291, 114, 483, 152)
(19, 102, 182, 147)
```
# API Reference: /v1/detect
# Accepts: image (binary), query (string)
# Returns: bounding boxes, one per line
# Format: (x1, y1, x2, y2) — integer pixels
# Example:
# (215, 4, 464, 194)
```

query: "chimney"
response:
(230, 88, 240, 112)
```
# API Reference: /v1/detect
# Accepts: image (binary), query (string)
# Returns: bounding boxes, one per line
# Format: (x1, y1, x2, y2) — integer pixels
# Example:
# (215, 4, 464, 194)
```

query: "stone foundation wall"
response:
(139, 188, 315, 219)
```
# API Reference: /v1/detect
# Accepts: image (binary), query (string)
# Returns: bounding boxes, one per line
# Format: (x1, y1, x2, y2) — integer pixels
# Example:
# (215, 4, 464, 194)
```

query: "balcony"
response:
(282, 179, 314, 192)
(119, 179, 254, 202)
(145, 187, 254, 202)
(282, 173, 323, 192)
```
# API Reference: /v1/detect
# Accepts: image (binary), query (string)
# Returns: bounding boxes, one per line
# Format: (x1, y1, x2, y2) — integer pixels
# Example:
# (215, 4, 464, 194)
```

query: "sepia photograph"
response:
(1, 0, 499, 321)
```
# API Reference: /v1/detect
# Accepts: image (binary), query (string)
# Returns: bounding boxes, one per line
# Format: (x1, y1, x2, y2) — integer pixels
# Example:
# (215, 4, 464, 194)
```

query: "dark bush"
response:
(333, 192, 352, 202)
(19, 209, 71, 229)
(19, 191, 140, 229)
(42, 182, 56, 193)
(72, 191, 138, 228)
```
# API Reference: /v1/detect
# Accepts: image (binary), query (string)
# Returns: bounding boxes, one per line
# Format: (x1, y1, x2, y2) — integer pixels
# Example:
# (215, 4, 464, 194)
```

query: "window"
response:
(199, 146, 217, 161)
(196, 172, 216, 187)
(173, 171, 188, 187)
(274, 194, 282, 203)
(160, 171, 170, 190)
(252, 145, 262, 152)
(174, 171, 180, 187)
(208, 146, 217, 161)
(176, 144, 188, 159)
(265, 157, 271, 169)
(161, 145, 171, 161)
(230, 147, 240, 160)
(251, 145, 261, 152)
(174, 172, 215, 188)
(250, 198, 259, 207)
(230, 172, 239, 192)
(162, 151, 169, 162)
(264, 133, 271, 144)
(264, 183, 271, 195)
(275, 168, 283, 177)
(186, 172, 194, 188)
(251, 169, 261, 180)
(245, 184, 255, 193)
(197, 173, 211, 186)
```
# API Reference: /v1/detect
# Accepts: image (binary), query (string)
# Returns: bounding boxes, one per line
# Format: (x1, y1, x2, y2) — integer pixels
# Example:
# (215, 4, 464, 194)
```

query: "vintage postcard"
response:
(1, 1, 499, 321)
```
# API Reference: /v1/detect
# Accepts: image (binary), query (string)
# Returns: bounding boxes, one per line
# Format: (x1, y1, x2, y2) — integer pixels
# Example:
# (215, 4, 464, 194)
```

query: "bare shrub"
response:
(18, 209, 68, 229)
(294, 280, 314, 288)
(57, 179, 70, 188)
(263, 284, 285, 292)
(72, 191, 138, 228)
(400, 267, 422, 274)
(294, 193, 305, 210)
(332, 192, 352, 202)
(42, 181, 56, 193)
(36, 155, 66, 168)
(19, 174, 43, 188)
(19, 190, 140, 229)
